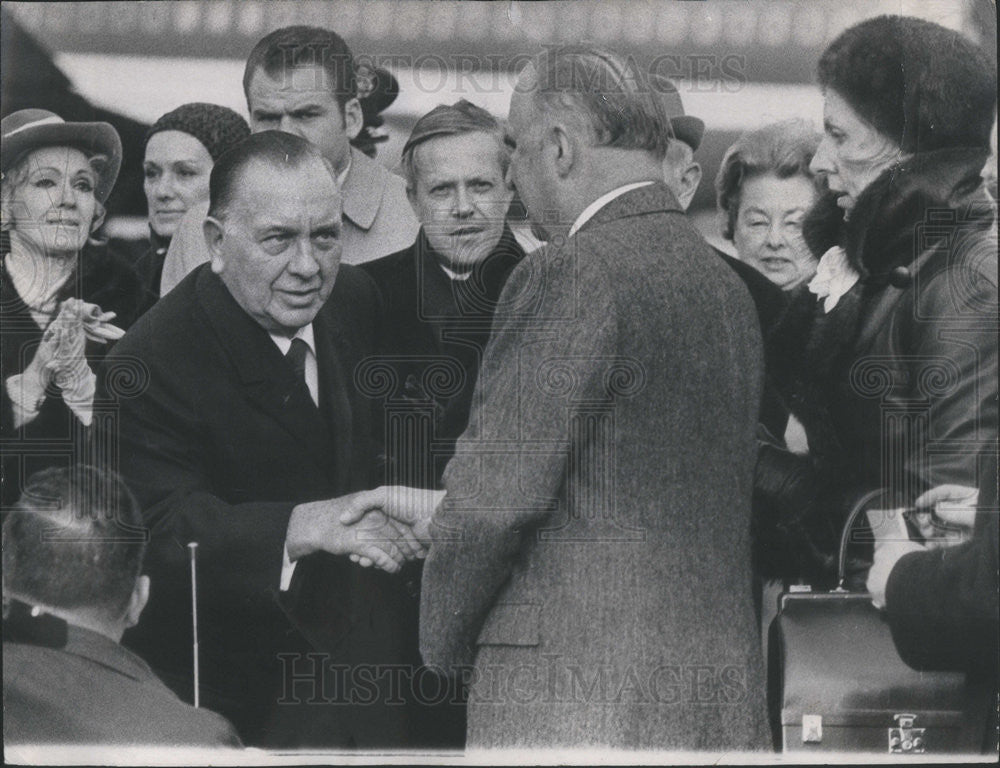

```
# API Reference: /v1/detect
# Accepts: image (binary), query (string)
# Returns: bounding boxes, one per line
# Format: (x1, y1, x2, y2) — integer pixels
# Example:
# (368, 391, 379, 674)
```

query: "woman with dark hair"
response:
(715, 119, 826, 291)
(1, 109, 136, 508)
(755, 16, 998, 587)
(134, 102, 249, 306)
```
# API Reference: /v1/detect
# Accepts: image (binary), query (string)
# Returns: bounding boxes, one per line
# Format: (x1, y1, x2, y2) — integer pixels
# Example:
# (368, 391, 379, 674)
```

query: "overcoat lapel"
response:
(195, 268, 336, 465)
(312, 304, 354, 490)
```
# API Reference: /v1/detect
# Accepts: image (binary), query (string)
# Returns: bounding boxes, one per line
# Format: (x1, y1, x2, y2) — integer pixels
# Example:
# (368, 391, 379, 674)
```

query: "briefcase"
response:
(767, 490, 991, 755)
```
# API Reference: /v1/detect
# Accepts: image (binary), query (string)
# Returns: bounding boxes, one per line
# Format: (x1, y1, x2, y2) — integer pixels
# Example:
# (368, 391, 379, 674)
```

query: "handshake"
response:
(286, 486, 445, 573)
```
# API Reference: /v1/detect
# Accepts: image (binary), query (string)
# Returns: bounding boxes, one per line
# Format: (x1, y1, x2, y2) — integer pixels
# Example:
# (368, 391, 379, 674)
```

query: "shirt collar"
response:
(568, 181, 656, 237)
(268, 323, 316, 356)
(340, 148, 382, 231)
(439, 263, 472, 281)
(336, 153, 351, 190)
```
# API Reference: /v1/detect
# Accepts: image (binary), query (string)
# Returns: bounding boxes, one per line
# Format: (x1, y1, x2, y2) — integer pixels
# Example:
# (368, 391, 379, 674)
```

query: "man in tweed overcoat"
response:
(412, 45, 769, 750)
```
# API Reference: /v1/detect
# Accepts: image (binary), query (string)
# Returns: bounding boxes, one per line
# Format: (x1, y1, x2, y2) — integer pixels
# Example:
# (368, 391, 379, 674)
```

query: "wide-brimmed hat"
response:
(1, 109, 123, 202)
(649, 74, 705, 152)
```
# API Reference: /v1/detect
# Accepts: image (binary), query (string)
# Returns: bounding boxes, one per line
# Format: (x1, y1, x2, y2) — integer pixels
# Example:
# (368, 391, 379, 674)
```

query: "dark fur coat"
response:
(755, 148, 997, 585)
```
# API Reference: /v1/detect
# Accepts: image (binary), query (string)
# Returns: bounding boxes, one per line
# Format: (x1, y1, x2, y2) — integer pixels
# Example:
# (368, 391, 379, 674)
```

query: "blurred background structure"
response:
(3, 0, 995, 249)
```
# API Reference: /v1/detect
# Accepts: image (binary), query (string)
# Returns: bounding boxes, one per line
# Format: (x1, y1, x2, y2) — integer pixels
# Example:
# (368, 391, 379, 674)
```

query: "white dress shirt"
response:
(567, 181, 655, 237)
(268, 324, 318, 406)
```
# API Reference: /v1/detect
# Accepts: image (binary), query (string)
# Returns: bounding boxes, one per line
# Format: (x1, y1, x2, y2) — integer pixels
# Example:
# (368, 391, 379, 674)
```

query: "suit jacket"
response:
(361, 225, 525, 488)
(100, 264, 417, 747)
(3, 623, 241, 747)
(158, 148, 419, 294)
(419, 183, 770, 750)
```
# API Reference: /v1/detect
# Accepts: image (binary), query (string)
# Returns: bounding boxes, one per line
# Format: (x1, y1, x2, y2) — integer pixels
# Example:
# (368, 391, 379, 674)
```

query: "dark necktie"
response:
(285, 337, 312, 402)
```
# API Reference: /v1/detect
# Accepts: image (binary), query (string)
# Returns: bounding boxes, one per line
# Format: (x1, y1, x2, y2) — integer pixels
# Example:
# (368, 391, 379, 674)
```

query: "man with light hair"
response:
(362, 99, 524, 490)
(373, 45, 769, 749)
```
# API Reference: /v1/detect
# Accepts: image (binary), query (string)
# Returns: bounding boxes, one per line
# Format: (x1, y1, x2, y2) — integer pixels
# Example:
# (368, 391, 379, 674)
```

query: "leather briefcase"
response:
(767, 490, 991, 755)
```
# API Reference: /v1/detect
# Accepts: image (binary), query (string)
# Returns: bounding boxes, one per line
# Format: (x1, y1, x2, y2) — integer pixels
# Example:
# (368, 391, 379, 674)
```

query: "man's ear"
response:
(551, 124, 575, 178)
(676, 161, 702, 211)
(342, 97, 363, 141)
(204, 216, 226, 274)
(124, 575, 150, 629)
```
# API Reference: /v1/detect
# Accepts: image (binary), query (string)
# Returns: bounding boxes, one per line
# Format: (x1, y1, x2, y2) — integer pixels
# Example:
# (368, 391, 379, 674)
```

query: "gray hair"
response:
(527, 45, 672, 159)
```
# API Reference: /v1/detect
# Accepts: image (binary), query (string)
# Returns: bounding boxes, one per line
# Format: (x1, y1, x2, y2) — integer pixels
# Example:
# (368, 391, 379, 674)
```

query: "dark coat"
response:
(757, 148, 998, 585)
(361, 225, 525, 488)
(100, 264, 420, 748)
(712, 246, 789, 438)
(886, 449, 998, 674)
(3, 621, 241, 747)
(131, 229, 170, 316)
(1, 239, 143, 509)
(420, 183, 769, 750)
(886, 449, 999, 754)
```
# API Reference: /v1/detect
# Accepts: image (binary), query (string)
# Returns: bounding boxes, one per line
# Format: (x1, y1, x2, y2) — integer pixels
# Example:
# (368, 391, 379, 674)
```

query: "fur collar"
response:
(770, 148, 994, 465)
(802, 147, 993, 280)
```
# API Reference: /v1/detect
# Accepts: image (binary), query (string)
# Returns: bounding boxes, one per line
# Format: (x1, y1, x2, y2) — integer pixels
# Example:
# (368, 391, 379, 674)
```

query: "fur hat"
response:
(818, 15, 996, 153)
(145, 103, 250, 162)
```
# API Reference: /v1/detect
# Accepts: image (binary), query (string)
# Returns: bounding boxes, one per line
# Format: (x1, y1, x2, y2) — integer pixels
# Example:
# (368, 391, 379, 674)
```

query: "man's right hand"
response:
(287, 490, 422, 573)
(339, 485, 445, 546)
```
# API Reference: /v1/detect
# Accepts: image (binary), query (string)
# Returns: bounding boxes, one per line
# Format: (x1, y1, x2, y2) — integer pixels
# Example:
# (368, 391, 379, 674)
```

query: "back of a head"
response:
(208, 130, 329, 220)
(529, 44, 672, 159)
(401, 99, 508, 188)
(715, 119, 823, 240)
(818, 15, 996, 153)
(243, 25, 357, 109)
(3, 466, 146, 623)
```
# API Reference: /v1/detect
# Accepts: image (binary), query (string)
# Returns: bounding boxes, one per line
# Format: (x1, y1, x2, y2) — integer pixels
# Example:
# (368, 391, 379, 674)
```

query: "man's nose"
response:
(279, 115, 305, 138)
(287, 238, 321, 277)
(453, 186, 475, 218)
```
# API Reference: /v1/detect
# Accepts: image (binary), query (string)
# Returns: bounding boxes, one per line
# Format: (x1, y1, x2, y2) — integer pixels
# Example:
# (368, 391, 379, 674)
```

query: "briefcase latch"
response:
(801, 714, 822, 743)
(889, 713, 925, 753)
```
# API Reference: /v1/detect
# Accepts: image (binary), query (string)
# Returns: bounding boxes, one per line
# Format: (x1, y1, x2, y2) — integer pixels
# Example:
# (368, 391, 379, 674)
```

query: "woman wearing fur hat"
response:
(134, 102, 250, 308)
(754, 16, 998, 588)
(1, 109, 137, 508)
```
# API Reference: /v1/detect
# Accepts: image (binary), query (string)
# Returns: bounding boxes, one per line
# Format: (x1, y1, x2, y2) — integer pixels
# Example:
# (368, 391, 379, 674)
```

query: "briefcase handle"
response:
(836, 488, 887, 591)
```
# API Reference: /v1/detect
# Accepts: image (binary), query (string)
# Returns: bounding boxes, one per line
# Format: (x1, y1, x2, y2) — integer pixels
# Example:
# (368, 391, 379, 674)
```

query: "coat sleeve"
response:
(97, 344, 293, 608)
(903, 252, 998, 493)
(884, 453, 999, 672)
(419, 251, 619, 668)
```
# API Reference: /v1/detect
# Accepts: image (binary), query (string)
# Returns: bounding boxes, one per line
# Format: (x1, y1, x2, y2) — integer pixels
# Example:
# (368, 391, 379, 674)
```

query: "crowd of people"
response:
(2, 13, 997, 754)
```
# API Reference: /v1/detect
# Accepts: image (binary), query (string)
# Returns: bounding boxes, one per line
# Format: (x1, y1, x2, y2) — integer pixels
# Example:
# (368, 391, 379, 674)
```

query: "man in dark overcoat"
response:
(99, 132, 424, 747)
